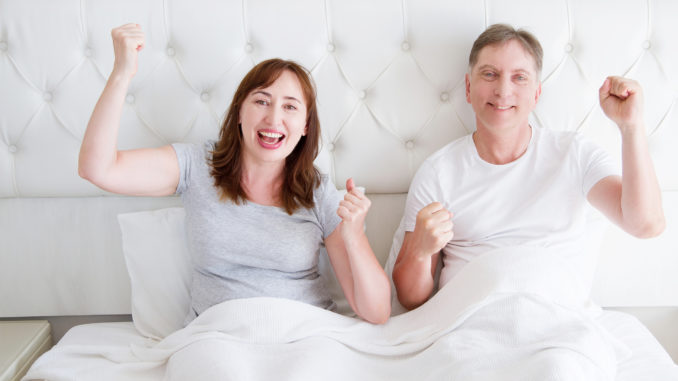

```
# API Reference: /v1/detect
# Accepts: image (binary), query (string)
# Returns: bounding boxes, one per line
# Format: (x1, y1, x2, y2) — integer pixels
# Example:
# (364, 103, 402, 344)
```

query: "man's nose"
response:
(494, 77, 512, 98)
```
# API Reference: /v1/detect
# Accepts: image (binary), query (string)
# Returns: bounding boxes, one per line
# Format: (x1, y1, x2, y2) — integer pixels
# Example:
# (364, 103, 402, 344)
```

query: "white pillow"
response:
(118, 207, 192, 340)
(118, 205, 356, 339)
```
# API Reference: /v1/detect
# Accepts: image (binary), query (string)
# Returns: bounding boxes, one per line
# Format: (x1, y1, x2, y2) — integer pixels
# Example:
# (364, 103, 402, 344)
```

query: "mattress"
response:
(24, 310, 677, 380)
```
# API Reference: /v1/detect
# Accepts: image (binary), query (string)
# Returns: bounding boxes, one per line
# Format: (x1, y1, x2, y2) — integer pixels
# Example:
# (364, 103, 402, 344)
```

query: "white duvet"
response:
(25, 247, 634, 381)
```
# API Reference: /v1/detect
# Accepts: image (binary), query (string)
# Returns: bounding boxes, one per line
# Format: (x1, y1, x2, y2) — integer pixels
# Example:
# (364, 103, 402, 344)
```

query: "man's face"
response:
(465, 39, 541, 133)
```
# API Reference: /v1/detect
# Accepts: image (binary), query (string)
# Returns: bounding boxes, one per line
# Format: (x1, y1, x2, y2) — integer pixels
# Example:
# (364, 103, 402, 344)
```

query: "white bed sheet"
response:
(25, 309, 677, 381)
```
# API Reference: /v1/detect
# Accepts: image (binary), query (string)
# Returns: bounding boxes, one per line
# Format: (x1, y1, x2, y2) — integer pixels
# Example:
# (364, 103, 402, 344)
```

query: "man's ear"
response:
(534, 81, 542, 103)
(465, 73, 471, 104)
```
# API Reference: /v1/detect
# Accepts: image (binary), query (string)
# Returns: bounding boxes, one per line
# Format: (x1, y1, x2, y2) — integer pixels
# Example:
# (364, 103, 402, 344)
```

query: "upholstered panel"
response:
(0, 0, 676, 316)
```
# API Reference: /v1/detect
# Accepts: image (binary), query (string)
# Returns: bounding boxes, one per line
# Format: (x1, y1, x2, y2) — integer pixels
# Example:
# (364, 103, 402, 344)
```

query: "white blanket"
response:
(25, 246, 630, 381)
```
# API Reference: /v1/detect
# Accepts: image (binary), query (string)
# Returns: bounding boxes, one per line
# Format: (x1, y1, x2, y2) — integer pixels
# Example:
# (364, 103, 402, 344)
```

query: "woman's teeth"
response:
(258, 131, 284, 144)
(259, 131, 283, 139)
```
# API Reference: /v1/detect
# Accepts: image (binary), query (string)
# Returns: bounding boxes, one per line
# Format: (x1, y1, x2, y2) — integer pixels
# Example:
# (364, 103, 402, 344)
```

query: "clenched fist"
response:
(411, 202, 454, 259)
(111, 24, 145, 79)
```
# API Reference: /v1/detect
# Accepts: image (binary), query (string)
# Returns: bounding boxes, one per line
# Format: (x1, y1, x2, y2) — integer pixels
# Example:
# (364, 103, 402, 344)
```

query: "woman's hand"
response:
(111, 23, 145, 80)
(326, 178, 390, 323)
(337, 178, 370, 241)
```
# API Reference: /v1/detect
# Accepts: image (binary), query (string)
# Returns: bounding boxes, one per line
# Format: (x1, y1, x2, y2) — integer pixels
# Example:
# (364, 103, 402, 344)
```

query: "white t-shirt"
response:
(403, 126, 619, 288)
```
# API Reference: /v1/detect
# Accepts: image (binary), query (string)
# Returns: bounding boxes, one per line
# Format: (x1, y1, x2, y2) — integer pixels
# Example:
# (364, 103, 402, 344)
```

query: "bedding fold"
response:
(24, 246, 631, 381)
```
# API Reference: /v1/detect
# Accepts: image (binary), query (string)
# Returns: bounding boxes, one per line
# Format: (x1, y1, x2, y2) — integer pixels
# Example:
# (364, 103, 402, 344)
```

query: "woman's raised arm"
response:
(78, 24, 179, 196)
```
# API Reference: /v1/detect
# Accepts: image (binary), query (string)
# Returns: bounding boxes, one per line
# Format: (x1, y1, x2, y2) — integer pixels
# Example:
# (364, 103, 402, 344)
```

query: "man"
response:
(392, 24, 665, 310)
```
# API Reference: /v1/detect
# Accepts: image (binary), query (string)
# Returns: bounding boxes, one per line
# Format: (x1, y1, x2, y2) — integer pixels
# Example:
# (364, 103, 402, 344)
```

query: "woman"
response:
(79, 24, 391, 324)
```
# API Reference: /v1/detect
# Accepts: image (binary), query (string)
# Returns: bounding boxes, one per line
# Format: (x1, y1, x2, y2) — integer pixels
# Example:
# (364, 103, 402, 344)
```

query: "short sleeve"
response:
(314, 175, 343, 239)
(575, 133, 620, 196)
(171, 143, 192, 195)
(402, 161, 440, 232)
(171, 142, 209, 195)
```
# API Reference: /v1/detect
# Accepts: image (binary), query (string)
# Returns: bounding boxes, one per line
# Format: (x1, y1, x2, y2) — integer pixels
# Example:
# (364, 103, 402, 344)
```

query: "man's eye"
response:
(483, 72, 496, 79)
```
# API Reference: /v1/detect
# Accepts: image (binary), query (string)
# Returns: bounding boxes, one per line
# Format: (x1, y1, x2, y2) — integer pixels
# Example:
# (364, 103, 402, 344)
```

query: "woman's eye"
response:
(284, 104, 297, 111)
(255, 99, 269, 106)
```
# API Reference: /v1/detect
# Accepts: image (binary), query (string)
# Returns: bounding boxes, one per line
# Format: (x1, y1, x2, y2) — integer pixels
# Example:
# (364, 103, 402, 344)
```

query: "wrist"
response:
(108, 69, 134, 84)
(618, 122, 645, 137)
(341, 228, 367, 249)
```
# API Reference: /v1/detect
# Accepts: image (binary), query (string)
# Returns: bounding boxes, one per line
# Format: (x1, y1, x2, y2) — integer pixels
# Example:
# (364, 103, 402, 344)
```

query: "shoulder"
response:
(173, 141, 213, 158)
(419, 133, 471, 173)
(532, 127, 579, 152)
(314, 173, 338, 198)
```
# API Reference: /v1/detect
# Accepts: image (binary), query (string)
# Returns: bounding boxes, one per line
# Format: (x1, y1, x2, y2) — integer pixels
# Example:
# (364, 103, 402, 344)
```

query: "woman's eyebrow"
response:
(252, 90, 301, 104)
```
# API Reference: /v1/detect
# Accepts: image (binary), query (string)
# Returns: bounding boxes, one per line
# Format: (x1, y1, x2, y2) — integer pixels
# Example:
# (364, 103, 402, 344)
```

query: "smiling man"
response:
(392, 24, 665, 310)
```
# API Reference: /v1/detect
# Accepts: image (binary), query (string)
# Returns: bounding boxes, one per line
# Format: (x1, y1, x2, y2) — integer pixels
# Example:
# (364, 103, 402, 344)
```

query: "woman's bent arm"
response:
(78, 24, 179, 196)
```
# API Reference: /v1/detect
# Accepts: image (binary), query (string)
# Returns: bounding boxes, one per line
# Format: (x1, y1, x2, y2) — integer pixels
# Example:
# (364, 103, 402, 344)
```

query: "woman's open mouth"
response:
(257, 130, 285, 149)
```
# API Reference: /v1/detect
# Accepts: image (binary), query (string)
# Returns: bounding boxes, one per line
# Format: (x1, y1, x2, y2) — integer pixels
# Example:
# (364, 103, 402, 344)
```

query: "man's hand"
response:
(410, 202, 454, 259)
(599, 76, 644, 133)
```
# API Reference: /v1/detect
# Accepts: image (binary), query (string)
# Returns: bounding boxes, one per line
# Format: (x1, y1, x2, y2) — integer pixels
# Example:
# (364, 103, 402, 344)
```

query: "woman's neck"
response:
(241, 158, 285, 206)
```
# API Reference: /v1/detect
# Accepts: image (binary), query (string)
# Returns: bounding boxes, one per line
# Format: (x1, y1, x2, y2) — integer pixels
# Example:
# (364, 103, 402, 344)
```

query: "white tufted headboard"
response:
(1, 0, 676, 341)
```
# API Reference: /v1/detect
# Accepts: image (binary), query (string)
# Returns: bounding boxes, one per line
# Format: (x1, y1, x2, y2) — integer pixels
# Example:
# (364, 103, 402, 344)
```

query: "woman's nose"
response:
(265, 104, 283, 125)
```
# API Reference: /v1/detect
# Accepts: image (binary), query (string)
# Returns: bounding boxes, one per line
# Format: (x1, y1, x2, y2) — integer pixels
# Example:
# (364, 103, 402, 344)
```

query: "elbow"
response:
(77, 159, 99, 184)
(392, 267, 428, 311)
(356, 277, 392, 325)
(396, 292, 425, 311)
(365, 306, 391, 325)
(627, 214, 666, 239)
(77, 162, 91, 181)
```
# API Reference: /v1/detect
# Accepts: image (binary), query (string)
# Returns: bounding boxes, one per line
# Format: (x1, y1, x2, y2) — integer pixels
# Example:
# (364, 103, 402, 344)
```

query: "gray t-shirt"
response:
(172, 142, 342, 324)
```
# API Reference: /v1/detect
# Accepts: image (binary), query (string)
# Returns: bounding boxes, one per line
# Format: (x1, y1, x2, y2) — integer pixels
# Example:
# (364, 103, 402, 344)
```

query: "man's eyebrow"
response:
(476, 64, 533, 74)
(476, 64, 497, 71)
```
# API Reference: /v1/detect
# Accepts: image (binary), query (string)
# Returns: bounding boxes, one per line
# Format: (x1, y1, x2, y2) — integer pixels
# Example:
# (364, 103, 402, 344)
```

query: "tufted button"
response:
(84, 47, 93, 57)
(200, 92, 210, 102)
(405, 140, 414, 149)
(326, 43, 335, 52)
(43, 92, 53, 102)
(244, 43, 254, 53)
(642, 40, 651, 49)
(0, 41, 7, 51)
(358, 90, 366, 99)
(166, 47, 175, 57)
(401, 41, 411, 51)
(126, 94, 135, 104)
(327, 143, 335, 152)
(8, 145, 17, 153)
(440, 92, 450, 102)
(564, 43, 573, 53)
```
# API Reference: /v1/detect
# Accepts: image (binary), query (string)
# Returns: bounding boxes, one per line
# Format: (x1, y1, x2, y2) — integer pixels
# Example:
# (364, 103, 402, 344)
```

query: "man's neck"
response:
(472, 124, 532, 165)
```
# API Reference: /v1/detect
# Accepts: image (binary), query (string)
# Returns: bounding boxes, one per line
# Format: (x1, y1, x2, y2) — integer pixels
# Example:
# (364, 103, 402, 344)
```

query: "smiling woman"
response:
(77, 24, 391, 326)
(210, 62, 318, 213)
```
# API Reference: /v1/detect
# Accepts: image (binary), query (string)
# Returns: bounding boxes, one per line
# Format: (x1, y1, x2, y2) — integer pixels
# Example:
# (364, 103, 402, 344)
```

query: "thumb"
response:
(346, 178, 355, 192)
(599, 77, 612, 103)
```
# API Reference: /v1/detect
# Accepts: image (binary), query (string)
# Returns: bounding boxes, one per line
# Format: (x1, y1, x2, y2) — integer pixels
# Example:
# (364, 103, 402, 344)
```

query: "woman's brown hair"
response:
(209, 58, 321, 215)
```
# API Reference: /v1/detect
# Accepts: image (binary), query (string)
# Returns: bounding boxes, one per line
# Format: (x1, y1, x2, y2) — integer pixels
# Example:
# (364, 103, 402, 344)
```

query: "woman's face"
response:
(239, 70, 308, 167)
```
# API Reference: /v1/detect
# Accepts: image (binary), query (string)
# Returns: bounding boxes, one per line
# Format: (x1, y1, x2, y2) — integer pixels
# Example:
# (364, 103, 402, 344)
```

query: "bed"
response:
(0, 0, 676, 380)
